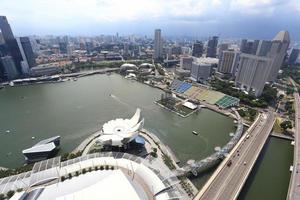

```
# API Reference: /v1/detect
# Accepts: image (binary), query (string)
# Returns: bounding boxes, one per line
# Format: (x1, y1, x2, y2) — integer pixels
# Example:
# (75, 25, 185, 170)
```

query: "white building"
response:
(235, 54, 272, 96)
(8, 153, 181, 200)
(190, 62, 212, 83)
(97, 108, 144, 147)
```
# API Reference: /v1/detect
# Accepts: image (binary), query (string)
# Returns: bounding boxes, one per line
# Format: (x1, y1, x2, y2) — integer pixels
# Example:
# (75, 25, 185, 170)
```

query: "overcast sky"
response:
(1, 0, 300, 40)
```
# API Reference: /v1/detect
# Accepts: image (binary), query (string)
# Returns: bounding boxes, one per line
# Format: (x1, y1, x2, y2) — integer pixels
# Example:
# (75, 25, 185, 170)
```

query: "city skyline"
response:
(0, 0, 300, 40)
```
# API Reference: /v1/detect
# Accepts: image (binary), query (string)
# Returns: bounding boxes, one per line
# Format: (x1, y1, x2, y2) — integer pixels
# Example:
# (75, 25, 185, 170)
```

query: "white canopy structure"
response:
(97, 108, 144, 147)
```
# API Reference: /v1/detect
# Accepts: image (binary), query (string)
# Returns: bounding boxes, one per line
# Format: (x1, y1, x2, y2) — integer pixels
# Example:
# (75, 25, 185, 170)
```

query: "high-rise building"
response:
(207, 36, 218, 58)
(16, 37, 36, 69)
(180, 56, 193, 70)
(191, 61, 212, 83)
(0, 16, 14, 41)
(235, 54, 272, 96)
(192, 41, 203, 57)
(85, 42, 94, 54)
(59, 42, 68, 54)
(154, 29, 163, 60)
(0, 32, 4, 44)
(288, 48, 300, 65)
(217, 50, 239, 75)
(0, 56, 19, 80)
(67, 44, 75, 56)
(0, 16, 23, 75)
(256, 40, 272, 56)
(240, 39, 258, 55)
(267, 31, 290, 82)
(218, 43, 229, 58)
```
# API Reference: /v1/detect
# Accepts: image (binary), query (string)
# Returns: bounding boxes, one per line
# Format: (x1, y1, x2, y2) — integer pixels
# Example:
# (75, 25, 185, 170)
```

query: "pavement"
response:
(194, 112, 275, 200)
(287, 90, 300, 200)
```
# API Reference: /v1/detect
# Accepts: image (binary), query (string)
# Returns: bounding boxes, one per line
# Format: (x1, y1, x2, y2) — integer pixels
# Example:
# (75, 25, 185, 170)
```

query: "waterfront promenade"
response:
(194, 112, 275, 200)
(287, 89, 300, 200)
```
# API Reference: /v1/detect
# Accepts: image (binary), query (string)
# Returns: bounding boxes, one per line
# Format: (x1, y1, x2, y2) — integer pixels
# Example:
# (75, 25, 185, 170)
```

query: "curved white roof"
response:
(98, 108, 144, 146)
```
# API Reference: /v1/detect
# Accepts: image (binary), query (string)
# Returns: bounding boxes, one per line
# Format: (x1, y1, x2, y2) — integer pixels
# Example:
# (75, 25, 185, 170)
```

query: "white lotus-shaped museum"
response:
(97, 108, 144, 147)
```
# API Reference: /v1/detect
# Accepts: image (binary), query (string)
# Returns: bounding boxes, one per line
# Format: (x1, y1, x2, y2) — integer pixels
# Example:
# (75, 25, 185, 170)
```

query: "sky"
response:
(0, 0, 300, 40)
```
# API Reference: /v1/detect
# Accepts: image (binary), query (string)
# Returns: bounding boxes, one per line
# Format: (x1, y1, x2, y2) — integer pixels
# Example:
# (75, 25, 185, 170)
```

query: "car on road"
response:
(243, 161, 247, 165)
(246, 134, 250, 139)
(227, 160, 232, 167)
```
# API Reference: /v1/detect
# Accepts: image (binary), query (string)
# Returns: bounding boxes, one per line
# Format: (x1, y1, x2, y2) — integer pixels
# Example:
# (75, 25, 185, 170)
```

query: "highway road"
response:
(195, 112, 275, 200)
(287, 77, 300, 200)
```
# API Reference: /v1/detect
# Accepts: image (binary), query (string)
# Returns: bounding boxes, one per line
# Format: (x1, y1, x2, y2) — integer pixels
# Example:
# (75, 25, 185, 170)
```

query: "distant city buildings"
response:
(192, 41, 204, 57)
(154, 29, 163, 60)
(206, 36, 218, 58)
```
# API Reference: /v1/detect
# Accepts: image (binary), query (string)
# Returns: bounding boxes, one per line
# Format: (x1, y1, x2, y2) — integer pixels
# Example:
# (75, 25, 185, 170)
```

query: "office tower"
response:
(0, 58, 4, 81)
(251, 40, 260, 55)
(67, 44, 75, 56)
(218, 43, 229, 59)
(288, 48, 300, 65)
(240, 39, 258, 55)
(207, 36, 218, 58)
(85, 42, 94, 54)
(192, 41, 203, 57)
(59, 42, 67, 54)
(0, 32, 4, 44)
(240, 39, 248, 53)
(0, 44, 7, 57)
(123, 43, 129, 56)
(180, 56, 193, 70)
(256, 40, 272, 56)
(171, 46, 182, 55)
(16, 37, 36, 69)
(0, 16, 14, 41)
(154, 29, 163, 60)
(235, 54, 272, 96)
(191, 61, 212, 83)
(267, 31, 290, 82)
(0, 56, 19, 80)
(218, 50, 239, 75)
(0, 16, 23, 74)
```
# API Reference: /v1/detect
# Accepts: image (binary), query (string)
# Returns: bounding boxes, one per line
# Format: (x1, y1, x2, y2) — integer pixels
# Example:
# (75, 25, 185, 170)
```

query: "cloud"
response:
(230, 0, 289, 15)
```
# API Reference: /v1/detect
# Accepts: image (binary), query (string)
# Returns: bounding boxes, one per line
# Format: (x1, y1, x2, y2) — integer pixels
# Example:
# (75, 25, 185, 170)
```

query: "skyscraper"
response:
(59, 42, 68, 54)
(206, 36, 218, 58)
(267, 31, 290, 82)
(0, 16, 14, 41)
(288, 48, 299, 65)
(0, 56, 19, 80)
(0, 16, 23, 75)
(192, 41, 203, 57)
(217, 50, 239, 75)
(16, 37, 36, 69)
(154, 29, 163, 60)
(235, 54, 272, 96)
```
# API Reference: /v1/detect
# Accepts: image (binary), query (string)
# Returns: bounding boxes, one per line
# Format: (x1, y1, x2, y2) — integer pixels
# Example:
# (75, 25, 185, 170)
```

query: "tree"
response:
(280, 120, 293, 131)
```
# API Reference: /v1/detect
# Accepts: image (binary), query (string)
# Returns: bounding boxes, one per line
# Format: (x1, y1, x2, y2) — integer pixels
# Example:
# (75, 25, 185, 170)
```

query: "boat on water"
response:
(22, 135, 60, 163)
(192, 131, 198, 135)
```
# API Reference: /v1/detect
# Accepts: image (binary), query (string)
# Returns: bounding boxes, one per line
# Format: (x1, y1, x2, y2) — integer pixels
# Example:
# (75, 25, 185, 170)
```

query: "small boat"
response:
(192, 131, 198, 135)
